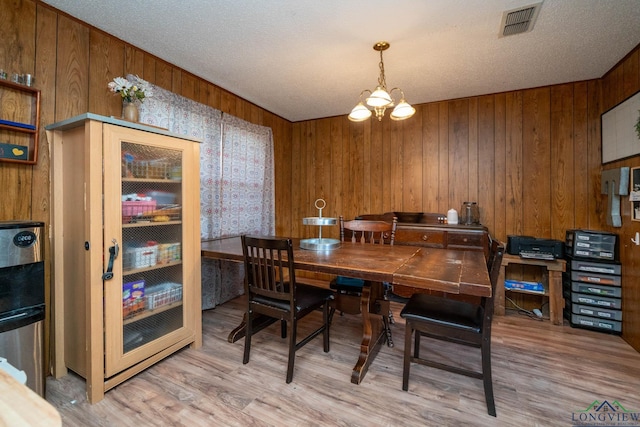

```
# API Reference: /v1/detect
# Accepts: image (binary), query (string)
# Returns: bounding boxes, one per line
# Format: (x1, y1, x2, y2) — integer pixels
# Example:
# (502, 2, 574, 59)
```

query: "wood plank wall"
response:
(0, 0, 290, 372)
(286, 48, 640, 352)
(1, 0, 638, 360)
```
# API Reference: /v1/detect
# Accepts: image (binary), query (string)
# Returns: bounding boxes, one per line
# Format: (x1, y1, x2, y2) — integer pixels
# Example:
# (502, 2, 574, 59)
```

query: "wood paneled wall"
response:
(284, 48, 640, 352)
(285, 83, 605, 242)
(0, 0, 290, 371)
(2, 0, 639, 358)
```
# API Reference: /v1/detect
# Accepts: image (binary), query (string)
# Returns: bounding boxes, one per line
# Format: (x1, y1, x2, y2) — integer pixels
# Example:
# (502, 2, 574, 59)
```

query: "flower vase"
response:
(122, 101, 139, 122)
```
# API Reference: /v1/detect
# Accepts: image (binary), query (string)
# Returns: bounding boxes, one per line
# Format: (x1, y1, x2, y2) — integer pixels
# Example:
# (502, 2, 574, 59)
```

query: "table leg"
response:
(350, 284, 386, 384)
(495, 263, 506, 316)
(227, 313, 277, 343)
(548, 270, 563, 325)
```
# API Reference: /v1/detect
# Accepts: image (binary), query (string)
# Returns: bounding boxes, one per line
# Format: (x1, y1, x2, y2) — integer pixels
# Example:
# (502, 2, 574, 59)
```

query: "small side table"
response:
(495, 254, 566, 325)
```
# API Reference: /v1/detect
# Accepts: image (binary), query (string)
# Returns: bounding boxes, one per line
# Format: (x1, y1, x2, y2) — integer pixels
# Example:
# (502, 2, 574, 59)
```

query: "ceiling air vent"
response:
(499, 2, 543, 37)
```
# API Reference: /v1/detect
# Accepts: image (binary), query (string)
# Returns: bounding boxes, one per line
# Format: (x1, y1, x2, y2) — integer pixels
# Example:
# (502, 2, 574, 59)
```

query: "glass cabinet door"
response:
(103, 125, 194, 376)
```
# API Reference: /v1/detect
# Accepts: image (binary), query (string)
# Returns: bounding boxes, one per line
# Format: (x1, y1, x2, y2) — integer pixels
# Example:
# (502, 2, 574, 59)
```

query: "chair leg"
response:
(402, 322, 413, 391)
(243, 311, 252, 364)
(286, 317, 297, 383)
(481, 337, 496, 416)
(323, 303, 330, 353)
(281, 319, 287, 338)
(413, 331, 421, 359)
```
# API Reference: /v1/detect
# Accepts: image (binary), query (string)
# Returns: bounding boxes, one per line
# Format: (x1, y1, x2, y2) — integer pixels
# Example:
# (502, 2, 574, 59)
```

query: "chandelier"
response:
(348, 41, 415, 122)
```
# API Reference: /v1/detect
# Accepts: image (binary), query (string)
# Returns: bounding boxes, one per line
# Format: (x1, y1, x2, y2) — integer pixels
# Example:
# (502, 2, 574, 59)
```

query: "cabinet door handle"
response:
(422, 234, 429, 241)
(102, 238, 119, 281)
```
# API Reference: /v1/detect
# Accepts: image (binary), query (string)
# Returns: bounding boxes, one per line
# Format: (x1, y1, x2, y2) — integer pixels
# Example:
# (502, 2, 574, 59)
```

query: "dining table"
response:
(201, 236, 491, 384)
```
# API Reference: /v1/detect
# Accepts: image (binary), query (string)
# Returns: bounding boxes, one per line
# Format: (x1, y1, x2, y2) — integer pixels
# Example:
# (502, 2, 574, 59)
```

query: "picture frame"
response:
(632, 167, 640, 222)
(601, 90, 640, 164)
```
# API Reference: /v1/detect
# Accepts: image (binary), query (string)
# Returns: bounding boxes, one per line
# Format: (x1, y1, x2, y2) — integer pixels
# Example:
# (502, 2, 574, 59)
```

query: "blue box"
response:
(504, 279, 544, 293)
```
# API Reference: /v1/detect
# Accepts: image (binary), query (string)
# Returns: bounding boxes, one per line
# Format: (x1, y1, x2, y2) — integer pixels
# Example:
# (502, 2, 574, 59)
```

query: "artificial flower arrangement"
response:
(108, 75, 152, 103)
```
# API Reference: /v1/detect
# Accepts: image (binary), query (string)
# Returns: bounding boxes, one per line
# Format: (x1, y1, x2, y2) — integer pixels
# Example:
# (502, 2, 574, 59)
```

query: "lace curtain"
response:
(132, 76, 275, 309)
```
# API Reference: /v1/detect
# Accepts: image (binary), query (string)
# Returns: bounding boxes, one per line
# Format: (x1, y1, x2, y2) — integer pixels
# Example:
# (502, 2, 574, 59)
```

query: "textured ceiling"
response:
(41, 0, 640, 122)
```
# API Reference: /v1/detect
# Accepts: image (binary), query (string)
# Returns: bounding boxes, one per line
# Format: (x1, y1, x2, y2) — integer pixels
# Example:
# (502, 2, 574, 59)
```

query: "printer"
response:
(507, 235, 564, 259)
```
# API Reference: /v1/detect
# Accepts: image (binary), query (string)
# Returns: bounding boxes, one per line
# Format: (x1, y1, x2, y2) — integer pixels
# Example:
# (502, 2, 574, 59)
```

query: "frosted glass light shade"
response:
(390, 99, 416, 121)
(348, 102, 372, 122)
(366, 86, 393, 107)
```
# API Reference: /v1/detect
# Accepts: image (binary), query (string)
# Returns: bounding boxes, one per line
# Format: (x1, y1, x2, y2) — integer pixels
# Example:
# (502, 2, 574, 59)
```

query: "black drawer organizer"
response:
(563, 230, 621, 334)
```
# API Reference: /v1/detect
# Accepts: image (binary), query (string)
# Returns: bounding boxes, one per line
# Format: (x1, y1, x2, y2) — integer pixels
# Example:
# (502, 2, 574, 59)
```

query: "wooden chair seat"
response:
(400, 238, 504, 417)
(241, 235, 334, 383)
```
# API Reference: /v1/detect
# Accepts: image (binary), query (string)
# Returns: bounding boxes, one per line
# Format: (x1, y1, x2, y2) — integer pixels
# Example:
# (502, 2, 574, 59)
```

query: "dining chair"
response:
(400, 238, 504, 416)
(330, 216, 398, 346)
(241, 235, 334, 383)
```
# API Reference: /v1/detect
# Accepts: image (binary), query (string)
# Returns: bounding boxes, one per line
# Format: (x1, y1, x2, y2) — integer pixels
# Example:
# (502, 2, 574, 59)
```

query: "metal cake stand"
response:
(300, 199, 340, 250)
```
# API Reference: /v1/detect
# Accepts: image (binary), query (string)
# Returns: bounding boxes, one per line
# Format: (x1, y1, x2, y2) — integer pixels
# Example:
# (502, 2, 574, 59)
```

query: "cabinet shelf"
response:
(123, 260, 182, 276)
(0, 79, 40, 164)
(122, 177, 181, 184)
(505, 288, 547, 296)
(123, 301, 183, 325)
(123, 220, 182, 228)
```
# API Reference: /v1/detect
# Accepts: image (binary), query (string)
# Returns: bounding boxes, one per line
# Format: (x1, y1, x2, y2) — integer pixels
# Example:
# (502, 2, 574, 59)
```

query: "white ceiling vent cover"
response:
(499, 2, 543, 37)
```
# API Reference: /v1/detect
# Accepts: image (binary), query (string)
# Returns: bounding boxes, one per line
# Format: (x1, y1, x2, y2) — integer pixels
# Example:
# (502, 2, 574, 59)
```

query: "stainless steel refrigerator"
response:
(0, 221, 45, 396)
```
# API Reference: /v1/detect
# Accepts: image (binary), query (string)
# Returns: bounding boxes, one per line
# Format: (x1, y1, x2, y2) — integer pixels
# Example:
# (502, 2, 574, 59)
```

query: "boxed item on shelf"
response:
(124, 243, 158, 269)
(146, 191, 176, 205)
(146, 282, 183, 310)
(504, 279, 545, 293)
(123, 279, 145, 318)
(157, 242, 181, 264)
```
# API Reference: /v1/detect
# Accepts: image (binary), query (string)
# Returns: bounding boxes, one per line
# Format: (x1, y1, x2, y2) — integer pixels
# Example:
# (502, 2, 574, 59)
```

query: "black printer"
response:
(507, 235, 564, 260)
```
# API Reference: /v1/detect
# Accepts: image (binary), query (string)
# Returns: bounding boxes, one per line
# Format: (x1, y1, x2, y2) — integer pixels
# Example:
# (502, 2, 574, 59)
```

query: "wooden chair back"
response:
(241, 235, 295, 305)
(339, 216, 397, 245)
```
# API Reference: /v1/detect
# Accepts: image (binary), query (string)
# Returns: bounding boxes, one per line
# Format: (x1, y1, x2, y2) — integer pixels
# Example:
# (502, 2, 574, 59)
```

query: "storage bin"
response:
(570, 303, 623, 321)
(145, 282, 183, 310)
(571, 282, 622, 298)
(570, 314, 621, 333)
(122, 200, 157, 222)
(124, 244, 158, 269)
(570, 259, 621, 275)
(571, 292, 621, 310)
(571, 270, 621, 286)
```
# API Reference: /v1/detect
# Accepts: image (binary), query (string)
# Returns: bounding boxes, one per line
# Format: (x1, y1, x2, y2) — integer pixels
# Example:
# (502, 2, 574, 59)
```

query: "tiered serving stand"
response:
(300, 199, 340, 250)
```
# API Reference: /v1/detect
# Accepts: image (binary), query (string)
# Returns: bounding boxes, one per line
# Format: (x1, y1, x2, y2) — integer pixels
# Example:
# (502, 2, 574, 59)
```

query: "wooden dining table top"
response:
(201, 236, 491, 297)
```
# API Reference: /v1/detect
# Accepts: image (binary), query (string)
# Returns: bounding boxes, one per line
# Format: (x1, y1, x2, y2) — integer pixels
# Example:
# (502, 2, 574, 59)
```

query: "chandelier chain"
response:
(377, 50, 387, 90)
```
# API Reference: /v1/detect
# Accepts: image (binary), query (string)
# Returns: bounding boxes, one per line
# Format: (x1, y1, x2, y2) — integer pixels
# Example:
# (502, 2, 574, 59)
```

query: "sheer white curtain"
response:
(132, 76, 275, 309)
(201, 115, 275, 308)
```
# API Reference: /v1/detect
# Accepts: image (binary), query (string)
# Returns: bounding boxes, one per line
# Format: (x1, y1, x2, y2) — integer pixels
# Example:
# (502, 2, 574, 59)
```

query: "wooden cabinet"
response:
(47, 114, 201, 403)
(0, 79, 40, 164)
(394, 223, 489, 257)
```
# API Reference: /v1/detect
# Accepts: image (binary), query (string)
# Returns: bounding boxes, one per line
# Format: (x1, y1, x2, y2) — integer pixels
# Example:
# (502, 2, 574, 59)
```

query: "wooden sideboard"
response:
(394, 223, 489, 257)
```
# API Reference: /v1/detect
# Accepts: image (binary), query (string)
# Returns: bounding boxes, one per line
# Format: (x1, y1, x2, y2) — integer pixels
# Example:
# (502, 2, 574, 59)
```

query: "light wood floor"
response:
(47, 296, 640, 427)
